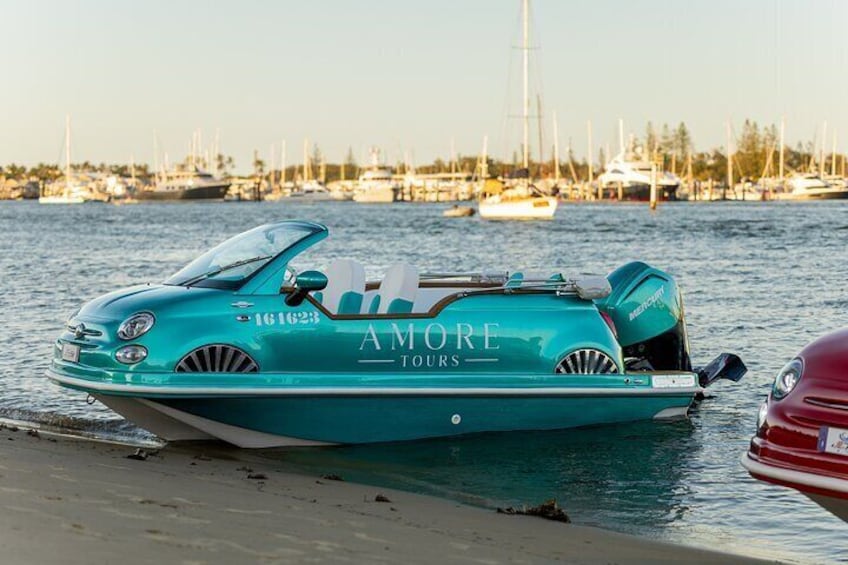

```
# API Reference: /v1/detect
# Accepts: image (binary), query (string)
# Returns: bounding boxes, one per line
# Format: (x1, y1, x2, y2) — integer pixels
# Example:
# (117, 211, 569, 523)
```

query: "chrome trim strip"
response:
(46, 369, 701, 398)
(741, 453, 848, 495)
(805, 398, 848, 411)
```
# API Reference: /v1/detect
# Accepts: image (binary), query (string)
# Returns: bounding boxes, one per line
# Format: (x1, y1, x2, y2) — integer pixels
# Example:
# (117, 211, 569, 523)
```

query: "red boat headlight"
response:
(772, 358, 803, 400)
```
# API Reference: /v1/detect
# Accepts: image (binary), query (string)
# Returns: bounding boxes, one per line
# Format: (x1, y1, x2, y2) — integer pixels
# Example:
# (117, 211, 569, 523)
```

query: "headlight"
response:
(772, 358, 803, 400)
(115, 345, 148, 364)
(757, 400, 769, 429)
(117, 312, 155, 340)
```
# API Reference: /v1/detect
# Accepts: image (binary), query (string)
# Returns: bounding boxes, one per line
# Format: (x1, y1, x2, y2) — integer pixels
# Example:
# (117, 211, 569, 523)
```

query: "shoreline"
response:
(0, 423, 777, 564)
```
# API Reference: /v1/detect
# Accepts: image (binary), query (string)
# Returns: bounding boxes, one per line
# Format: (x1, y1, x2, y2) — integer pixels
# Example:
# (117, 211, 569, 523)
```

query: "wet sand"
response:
(0, 425, 776, 564)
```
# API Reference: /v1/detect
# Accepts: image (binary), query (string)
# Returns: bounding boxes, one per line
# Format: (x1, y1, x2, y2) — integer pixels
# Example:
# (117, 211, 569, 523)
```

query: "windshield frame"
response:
(164, 220, 326, 291)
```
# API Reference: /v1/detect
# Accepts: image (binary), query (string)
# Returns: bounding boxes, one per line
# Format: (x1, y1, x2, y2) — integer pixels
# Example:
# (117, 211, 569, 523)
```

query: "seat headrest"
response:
(375, 263, 418, 314)
(322, 259, 366, 314)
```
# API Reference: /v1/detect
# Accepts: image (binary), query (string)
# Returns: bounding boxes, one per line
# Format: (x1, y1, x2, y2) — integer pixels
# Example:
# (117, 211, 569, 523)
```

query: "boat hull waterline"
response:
(48, 371, 696, 446)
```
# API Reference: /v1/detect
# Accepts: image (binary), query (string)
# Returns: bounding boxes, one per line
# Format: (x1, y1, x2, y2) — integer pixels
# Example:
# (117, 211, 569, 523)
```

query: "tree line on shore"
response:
(2, 120, 841, 185)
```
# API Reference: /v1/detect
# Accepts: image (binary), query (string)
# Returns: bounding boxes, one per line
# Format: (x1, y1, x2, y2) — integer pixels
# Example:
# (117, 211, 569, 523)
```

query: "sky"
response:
(2, 0, 847, 173)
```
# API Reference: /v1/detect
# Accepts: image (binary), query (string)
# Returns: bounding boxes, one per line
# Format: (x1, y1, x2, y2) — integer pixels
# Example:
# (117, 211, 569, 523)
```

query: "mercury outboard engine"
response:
(595, 261, 691, 372)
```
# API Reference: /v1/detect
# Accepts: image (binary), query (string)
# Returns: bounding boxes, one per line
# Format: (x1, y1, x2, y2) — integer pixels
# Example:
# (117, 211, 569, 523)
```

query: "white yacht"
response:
(597, 153, 681, 201)
(352, 153, 399, 203)
(137, 167, 231, 201)
(773, 173, 848, 200)
(288, 180, 333, 201)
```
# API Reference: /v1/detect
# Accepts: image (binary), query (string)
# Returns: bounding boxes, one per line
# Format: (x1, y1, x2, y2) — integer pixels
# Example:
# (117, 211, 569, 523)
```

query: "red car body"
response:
(743, 328, 848, 521)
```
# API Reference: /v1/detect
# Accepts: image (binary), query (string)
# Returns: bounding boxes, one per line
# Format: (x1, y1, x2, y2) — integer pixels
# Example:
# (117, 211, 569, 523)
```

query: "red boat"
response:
(743, 329, 848, 521)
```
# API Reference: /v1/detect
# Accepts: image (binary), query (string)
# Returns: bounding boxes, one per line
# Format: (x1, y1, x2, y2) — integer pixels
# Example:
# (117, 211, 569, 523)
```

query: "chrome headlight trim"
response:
(117, 312, 155, 341)
(115, 345, 148, 365)
(772, 358, 803, 400)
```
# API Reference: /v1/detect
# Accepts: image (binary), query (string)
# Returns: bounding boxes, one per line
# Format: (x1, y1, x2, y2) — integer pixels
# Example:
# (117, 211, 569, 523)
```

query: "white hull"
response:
(96, 395, 332, 448)
(353, 187, 396, 203)
(772, 187, 848, 200)
(39, 195, 86, 204)
(478, 196, 557, 219)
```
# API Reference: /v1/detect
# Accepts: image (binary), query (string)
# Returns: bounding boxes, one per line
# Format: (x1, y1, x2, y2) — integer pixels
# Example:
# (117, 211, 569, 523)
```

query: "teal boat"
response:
(46, 220, 745, 447)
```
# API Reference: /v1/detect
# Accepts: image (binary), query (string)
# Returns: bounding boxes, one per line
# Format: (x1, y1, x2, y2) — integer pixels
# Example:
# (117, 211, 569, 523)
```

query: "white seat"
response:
(320, 259, 366, 314)
(368, 263, 419, 315)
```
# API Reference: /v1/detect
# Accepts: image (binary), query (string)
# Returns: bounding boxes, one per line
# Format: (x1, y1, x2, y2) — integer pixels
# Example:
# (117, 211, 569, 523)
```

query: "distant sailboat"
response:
(478, 0, 557, 220)
(39, 115, 88, 204)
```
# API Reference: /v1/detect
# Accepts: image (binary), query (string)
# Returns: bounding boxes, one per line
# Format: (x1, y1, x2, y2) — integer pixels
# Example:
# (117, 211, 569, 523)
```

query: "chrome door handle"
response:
(230, 301, 254, 308)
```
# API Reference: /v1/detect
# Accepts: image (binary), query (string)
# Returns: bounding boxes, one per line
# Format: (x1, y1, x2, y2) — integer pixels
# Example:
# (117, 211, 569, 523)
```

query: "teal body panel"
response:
(155, 394, 694, 444)
(62, 285, 620, 376)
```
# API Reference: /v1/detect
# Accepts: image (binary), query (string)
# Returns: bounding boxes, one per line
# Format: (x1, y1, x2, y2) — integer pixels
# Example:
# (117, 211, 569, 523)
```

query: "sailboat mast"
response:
(778, 117, 785, 181)
(281, 140, 286, 184)
(450, 137, 456, 176)
(481, 135, 489, 179)
(587, 120, 594, 183)
(553, 111, 560, 183)
(522, 0, 529, 171)
(64, 114, 71, 191)
(726, 121, 733, 192)
(303, 138, 309, 182)
(618, 119, 625, 156)
(831, 132, 837, 177)
(269, 143, 275, 187)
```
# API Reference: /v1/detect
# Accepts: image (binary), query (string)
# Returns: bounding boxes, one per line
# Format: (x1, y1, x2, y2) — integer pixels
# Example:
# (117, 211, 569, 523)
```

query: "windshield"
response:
(165, 222, 318, 289)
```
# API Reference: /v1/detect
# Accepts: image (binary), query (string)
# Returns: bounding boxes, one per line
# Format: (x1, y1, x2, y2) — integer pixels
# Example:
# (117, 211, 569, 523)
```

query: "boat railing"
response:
(419, 271, 610, 300)
(419, 271, 509, 284)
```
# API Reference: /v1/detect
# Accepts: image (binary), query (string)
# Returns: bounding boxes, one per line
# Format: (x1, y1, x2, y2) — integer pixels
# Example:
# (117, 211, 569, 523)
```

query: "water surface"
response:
(1, 200, 846, 563)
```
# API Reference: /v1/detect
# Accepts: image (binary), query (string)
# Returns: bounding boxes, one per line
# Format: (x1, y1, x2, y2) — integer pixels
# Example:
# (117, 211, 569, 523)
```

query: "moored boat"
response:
(352, 152, 399, 203)
(772, 173, 848, 200)
(47, 220, 746, 447)
(742, 329, 848, 522)
(597, 153, 680, 201)
(136, 167, 230, 201)
(443, 204, 475, 217)
(39, 115, 101, 204)
(478, 179, 557, 220)
(288, 180, 333, 201)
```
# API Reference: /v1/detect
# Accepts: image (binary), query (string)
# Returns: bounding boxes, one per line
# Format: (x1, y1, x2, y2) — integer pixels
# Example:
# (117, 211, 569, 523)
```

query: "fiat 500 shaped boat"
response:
(743, 329, 848, 522)
(47, 220, 745, 447)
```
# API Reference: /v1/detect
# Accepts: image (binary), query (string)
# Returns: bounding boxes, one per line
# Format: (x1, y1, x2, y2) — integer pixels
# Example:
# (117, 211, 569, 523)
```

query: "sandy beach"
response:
(0, 423, 777, 565)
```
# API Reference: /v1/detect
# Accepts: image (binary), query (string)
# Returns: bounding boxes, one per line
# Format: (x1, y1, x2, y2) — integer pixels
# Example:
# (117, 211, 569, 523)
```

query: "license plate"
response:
(61, 343, 80, 363)
(818, 426, 848, 456)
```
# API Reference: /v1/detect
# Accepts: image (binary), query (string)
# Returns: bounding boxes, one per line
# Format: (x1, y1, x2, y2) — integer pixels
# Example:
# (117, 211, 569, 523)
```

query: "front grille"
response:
(805, 397, 848, 412)
(175, 344, 258, 373)
(556, 349, 618, 374)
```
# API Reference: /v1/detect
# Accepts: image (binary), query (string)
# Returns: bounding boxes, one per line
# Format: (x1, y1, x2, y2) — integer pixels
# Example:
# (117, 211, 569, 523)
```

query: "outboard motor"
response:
(595, 261, 691, 372)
